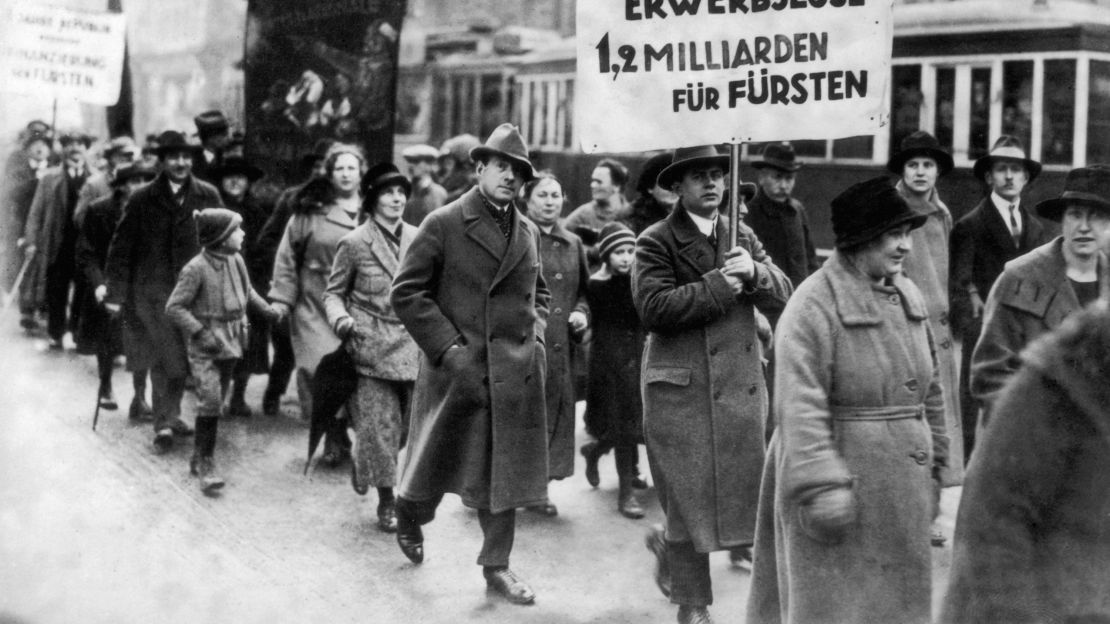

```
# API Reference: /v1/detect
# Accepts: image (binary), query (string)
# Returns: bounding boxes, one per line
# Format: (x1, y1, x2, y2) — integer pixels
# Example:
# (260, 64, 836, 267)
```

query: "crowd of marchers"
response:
(1, 112, 1108, 624)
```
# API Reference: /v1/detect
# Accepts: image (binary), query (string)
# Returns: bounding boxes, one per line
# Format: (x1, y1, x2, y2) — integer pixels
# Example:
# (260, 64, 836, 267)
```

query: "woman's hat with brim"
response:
(635, 151, 674, 194)
(111, 162, 159, 187)
(887, 131, 954, 176)
(1035, 165, 1110, 222)
(469, 123, 537, 181)
(752, 142, 802, 172)
(209, 156, 264, 183)
(972, 135, 1042, 182)
(360, 162, 411, 204)
(832, 176, 928, 250)
(154, 130, 203, 158)
(657, 145, 756, 201)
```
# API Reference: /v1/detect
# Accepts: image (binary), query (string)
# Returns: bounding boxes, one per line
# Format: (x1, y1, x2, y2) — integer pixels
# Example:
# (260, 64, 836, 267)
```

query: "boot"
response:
(192, 417, 225, 494)
(618, 475, 645, 519)
(261, 387, 281, 417)
(98, 383, 118, 410)
(580, 441, 601, 488)
(227, 375, 251, 418)
(129, 396, 153, 422)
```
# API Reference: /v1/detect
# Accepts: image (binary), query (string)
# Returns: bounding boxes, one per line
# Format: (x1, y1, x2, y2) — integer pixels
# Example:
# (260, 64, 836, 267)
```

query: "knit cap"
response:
(598, 222, 636, 261)
(196, 207, 242, 248)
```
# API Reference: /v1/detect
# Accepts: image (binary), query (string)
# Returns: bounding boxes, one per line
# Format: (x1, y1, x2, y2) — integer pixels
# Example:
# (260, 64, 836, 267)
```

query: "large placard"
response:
(576, 0, 892, 153)
(0, 3, 127, 105)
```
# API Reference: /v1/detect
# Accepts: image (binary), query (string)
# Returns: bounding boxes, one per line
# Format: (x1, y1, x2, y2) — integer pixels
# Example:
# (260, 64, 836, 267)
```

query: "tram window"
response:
(934, 67, 955, 152)
(1088, 60, 1110, 164)
(968, 68, 991, 160)
(1002, 61, 1034, 150)
(563, 79, 575, 150)
(890, 65, 923, 159)
(833, 136, 873, 159)
(1042, 59, 1076, 166)
(793, 140, 826, 158)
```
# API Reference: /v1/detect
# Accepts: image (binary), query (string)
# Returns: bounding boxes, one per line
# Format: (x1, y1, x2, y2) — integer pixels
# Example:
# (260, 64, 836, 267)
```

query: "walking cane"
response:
(92, 383, 102, 431)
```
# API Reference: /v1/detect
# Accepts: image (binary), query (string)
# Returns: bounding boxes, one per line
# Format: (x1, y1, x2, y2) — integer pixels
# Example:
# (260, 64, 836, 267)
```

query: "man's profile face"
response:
(476, 155, 524, 204)
(675, 166, 725, 217)
(162, 150, 193, 183)
(590, 166, 618, 203)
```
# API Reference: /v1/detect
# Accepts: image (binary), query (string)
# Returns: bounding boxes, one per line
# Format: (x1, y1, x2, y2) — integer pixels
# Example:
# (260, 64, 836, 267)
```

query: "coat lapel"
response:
(981, 198, 1020, 251)
(361, 222, 400, 277)
(492, 207, 530, 287)
(462, 188, 508, 262)
(670, 205, 717, 275)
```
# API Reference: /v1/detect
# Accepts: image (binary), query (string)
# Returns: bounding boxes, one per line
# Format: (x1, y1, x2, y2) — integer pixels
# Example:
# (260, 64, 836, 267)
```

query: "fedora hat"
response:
(111, 162, 159, 187)
(209, 156, 264, 183)
(752, 142, 802, 172)
(832, 176, 927, 249)
(657, 145, 756, 201)
(1035, 165, 1110, 222)
(887, 131, 953, 175)
(194, 110, 230, 140)
(154, 130, 203, 158)
(360, 162, 411, 202)
(973, 135, 1042, 182)
(470, 123, 536, 181)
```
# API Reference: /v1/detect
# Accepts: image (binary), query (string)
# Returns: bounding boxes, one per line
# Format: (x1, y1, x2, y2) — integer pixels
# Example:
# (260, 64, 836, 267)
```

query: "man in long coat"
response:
(949, 135, 1052, 459)
(633, 146, 792, 624)
(105, 130, 222, 452)
(390, 123, 550, 605)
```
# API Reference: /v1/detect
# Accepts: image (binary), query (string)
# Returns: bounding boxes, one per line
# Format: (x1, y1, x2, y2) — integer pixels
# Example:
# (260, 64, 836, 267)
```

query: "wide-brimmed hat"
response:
(887, 131, 953, 175)
(1035, 165, 1110, 222)
(360, 162, 411, 203)
(752, 142, 802, 172)
(635, 152, 674, 194)
(154, 130, 203, 158)
(196, 207, 243, 248)
(111, 162, 159, 187)
(973, 135, 1042, 182)
(470, 123, 536, 181)
(657, 146, 756, 201)
(832, 176, 928, 249)
(104, 136, 138, 160)
(209, 156, 264, 183)
(598, 222, 636, 261)
(401, 144, 439, 162)
(194, 110, 230, 140)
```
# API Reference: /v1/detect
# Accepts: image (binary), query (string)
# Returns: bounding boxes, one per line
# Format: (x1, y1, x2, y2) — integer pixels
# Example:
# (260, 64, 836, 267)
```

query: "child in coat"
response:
(583, 222, 647, 519)
(166, 208, 278, 493)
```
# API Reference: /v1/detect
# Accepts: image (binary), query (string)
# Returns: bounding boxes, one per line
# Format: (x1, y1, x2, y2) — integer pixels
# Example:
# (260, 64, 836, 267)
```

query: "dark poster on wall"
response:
(244, 0, 406, 182)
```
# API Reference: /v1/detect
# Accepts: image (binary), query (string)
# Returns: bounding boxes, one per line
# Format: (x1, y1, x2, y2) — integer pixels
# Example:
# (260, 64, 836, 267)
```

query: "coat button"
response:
(905, 378, 919, 392)
(912, 450, 928, 465)
(555, 273, 564, 280)
(710, 347, 718, 356)
(553, 343, 562, 352)
(554, 307, 562, 315)
(748, 385, 757, 395)
(940, 339, 951, 349)
(888, 295, 899, 305)
(553, 241, 561, 247)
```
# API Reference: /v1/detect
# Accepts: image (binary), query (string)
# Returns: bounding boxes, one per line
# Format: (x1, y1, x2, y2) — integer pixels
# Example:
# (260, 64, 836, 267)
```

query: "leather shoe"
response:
(227, 398, 252, 418)
(580, 442, 601, 488)
(483, 567, 535, 605)
(261, 391, 280, 417)
(729, 545, 753, 571)
(525, 502, 558, 517)
(395, 503, 424, 564)
(153, 428, 174, 453)
(677, 605, 713, 624)
(645, 524, 672, 598)
(931, 528, 947, 547)
(169, 419, 194, 436)
(377, 499, 398, 533)
(98, 388, 118, 411)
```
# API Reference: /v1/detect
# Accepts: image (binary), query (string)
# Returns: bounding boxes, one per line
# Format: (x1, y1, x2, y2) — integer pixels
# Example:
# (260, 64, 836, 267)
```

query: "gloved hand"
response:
(335, 316, 356, 339)
(270, 302, 291, 325)
(194, 328, 223, 356)
(799, 486, 856, 544)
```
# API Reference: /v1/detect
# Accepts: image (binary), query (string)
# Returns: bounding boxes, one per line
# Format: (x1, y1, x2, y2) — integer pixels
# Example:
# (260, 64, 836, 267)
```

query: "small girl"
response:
(166, 208, 278, 494)
(583, 222, 647, 519)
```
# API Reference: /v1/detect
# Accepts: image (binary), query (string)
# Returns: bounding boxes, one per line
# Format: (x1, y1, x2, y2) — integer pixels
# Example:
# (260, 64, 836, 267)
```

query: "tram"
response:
(403, 0, 1110, 248)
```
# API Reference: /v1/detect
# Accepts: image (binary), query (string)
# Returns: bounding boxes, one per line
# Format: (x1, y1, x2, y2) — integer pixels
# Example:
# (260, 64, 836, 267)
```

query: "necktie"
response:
(1009, 204, 1021, 247)
(707, 231, 717, 249)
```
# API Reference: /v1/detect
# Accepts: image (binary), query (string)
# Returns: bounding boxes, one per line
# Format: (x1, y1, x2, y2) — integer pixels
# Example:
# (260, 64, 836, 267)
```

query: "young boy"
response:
(166, 208, 278, 493)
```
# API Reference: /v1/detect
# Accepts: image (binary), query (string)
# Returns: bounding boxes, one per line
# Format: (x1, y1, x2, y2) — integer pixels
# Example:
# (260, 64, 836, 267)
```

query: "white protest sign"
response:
(0, 3, 127, 105)
(576, 0, 893, 153)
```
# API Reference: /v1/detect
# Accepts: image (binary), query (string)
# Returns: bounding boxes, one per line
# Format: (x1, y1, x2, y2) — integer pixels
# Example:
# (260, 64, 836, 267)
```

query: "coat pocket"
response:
(355, 266, 391, 296)
(643, 366, 691, 387)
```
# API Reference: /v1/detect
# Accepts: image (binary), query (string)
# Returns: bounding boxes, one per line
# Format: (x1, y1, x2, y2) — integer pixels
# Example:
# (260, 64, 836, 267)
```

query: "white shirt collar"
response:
(168, 179, 183, 195)
(687, 210, 718, 237)
(990, 191, 1022, 228)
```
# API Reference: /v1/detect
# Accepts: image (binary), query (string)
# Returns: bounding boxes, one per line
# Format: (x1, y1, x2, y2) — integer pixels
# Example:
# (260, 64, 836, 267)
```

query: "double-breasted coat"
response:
(633, 204, 792, 551)
(747, 253, 949, 624)
(22, 166, 87, 310)
(971, 238, 1110, 415)
(530, 218, 589, 480)
(941, 302, 1110, 624)
(898, 181, 963, 485)
(268, 181, 357, 375)
(391, 187, 551, 513)
(104, 173, 220, 376)
(323, 220, 419, 381)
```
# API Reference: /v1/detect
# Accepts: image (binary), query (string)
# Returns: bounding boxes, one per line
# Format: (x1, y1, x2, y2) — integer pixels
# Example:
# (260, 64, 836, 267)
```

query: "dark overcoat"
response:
(2, 159, 42, 299)
(941, 302, 1110, 624)
(633, 204, 792, 551)
(104, 173, 221, 376)
(74, 191, 125, 354)
(391, 187, 551, 513)
(746, 253, 948, 624)
(971, 238, 1110, 415)
(22, 166, 87, 309)
(745, 190, 821, 291)
(584, 272, 644, 445)
(531, 218, 589, 479)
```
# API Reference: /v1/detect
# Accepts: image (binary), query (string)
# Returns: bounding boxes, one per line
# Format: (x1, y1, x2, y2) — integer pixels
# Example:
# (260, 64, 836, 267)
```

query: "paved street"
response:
(0, 325, 960, 624)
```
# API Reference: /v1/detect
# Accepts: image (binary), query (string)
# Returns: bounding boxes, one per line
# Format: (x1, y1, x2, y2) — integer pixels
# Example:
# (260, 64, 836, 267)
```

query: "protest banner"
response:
(0, 2, 127, 106)
(243, 0, 406, 181)
(575, 0, 893, 154)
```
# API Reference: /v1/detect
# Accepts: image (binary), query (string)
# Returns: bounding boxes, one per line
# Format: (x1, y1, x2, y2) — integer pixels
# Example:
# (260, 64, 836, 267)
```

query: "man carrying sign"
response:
(633, 146, 791, 624)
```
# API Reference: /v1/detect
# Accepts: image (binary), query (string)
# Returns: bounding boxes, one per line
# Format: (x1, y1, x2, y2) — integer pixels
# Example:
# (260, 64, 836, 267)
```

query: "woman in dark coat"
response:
(940, 299, 1110, 624)
(584, 222, 646, 519)
(747, 177, 949, 624)
(521, 172, 589, 517)
(212, 157, 272, 417)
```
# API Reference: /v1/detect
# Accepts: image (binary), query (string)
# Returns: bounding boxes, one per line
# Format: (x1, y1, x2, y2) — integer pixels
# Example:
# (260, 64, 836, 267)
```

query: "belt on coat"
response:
(829, 404, 925, 421)
(349, 300, 403, 323)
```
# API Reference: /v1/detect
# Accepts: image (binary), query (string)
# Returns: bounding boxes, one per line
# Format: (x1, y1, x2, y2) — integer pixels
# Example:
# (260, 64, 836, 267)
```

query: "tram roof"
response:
(895, 0, 1110, 36)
